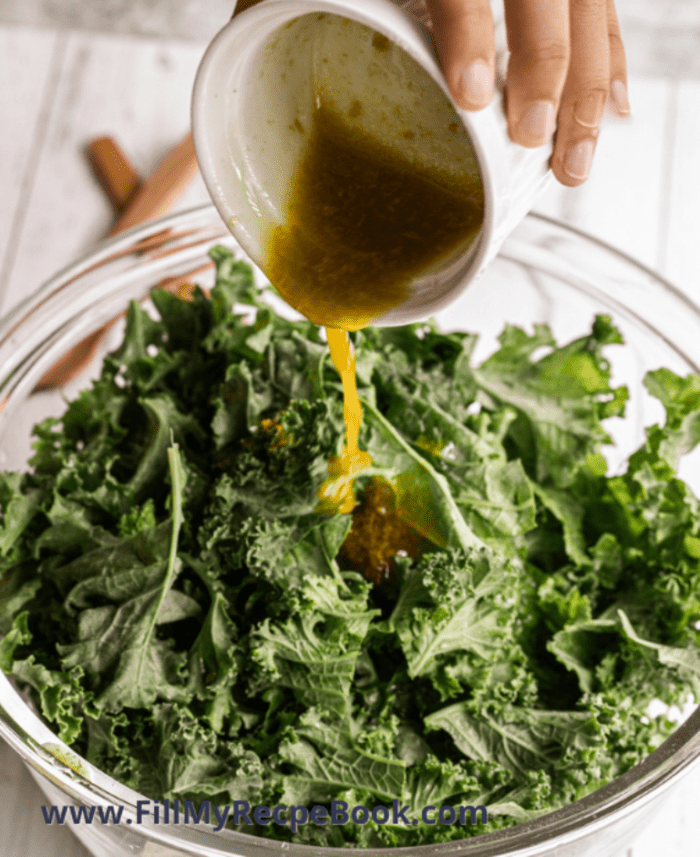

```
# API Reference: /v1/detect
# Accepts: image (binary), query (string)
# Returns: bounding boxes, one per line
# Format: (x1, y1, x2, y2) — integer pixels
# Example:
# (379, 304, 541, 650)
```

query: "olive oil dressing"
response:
(262, 16, 485, 569)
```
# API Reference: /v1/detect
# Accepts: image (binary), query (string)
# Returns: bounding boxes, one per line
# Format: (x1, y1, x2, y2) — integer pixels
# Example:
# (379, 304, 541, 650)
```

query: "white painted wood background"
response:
(1, 3, 700, 856)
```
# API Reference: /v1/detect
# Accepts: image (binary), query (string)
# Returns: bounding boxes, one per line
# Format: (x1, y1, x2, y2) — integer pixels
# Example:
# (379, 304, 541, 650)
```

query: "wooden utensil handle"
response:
(34, 132, 200, 391)
(112, 133, 198, 235)
(87, 137, 143, 213)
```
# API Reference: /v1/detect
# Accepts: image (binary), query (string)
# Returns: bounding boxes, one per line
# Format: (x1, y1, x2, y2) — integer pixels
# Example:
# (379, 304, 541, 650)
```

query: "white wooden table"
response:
(1, 7, 700, 857)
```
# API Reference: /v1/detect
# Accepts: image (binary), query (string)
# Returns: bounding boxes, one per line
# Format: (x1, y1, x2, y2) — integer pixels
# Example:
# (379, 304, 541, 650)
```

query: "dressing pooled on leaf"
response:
(2, 253, 700, 847)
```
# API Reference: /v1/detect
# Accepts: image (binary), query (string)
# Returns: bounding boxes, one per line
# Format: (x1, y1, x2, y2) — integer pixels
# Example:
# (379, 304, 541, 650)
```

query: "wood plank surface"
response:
(0, 737, 90, 857)
(0, 0, 232, 44)
(627, 761, 700, 857)
(1, 0, 699, 78)
(0, 27, 63, 295)
(663, 80, 700, 301)
(1, 14, 700, 857)
(533, 77, 673, 275)
(0, 26, 211, 317)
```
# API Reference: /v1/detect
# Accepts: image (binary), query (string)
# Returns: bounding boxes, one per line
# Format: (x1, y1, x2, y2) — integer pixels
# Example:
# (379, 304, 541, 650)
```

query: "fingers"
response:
(234, 0, 628, 188)
(426, 0, 496, 110)
(550, 0, 610, 185)
(233, 0, 264, 16)
(606, 0, 630, 115)
(503, 0, 570, 146)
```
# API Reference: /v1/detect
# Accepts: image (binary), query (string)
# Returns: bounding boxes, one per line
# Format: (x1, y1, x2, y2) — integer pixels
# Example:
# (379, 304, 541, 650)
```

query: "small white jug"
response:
(192, 0, 553, 326)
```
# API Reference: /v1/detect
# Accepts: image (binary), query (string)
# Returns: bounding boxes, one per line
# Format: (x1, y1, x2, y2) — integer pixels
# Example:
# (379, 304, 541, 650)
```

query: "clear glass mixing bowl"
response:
(1, 205, 699, 857)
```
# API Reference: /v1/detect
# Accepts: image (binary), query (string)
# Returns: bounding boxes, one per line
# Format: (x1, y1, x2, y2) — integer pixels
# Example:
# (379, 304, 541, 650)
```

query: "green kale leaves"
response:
(0, 247, 698, 847)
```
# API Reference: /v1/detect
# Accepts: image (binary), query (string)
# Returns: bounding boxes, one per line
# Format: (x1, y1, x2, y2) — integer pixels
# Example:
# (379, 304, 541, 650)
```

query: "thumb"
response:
(233, 0, 265, 15)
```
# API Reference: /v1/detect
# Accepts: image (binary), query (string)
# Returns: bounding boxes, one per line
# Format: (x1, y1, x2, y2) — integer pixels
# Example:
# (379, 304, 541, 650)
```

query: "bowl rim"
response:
(1, 203, 700, 857)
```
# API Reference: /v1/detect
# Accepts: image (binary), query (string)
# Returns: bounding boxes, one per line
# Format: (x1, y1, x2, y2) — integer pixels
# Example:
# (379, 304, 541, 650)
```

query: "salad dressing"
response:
(263, 21, 484, 569)
(265, 103, 483, 331)
(337, 477, 431, 584)
(319, 328, 372, 514)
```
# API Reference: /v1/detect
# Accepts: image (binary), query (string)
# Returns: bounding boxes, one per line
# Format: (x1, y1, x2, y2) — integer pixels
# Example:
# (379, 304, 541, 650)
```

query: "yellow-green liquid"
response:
(265, 102, 484, 330)
(261, 18, 485, 553)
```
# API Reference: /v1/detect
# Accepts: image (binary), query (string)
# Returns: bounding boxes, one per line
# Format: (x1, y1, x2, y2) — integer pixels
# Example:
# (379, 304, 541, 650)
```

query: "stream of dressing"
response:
(262, 15, 484, 520)
(321, 328, 372, 514)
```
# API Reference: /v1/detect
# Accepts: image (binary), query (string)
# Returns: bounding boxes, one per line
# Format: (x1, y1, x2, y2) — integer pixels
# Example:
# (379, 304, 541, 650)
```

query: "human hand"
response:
(426, 0, 630, 186)
(234, 0, 630, 187)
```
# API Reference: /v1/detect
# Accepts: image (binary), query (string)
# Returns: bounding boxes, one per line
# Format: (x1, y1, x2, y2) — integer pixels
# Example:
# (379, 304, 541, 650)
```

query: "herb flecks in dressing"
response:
(266, 103, 484, 331)
(265, 19, 484, 532)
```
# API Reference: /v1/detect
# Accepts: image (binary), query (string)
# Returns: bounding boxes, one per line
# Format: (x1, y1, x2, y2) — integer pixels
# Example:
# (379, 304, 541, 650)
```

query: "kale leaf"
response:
(0, 248, 698, 847)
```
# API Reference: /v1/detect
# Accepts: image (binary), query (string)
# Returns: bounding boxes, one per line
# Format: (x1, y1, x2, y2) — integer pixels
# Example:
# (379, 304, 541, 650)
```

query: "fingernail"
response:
(609, 79, 631, 115)
(460, 61, 493, 108)
(574, 91, 606, 129)
(564, 138, 595, 181)
(517, 100, 556, 143)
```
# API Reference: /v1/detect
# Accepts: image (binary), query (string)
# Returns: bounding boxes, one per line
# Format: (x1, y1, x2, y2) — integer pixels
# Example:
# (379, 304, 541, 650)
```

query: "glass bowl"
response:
(1, 205, 699, 857)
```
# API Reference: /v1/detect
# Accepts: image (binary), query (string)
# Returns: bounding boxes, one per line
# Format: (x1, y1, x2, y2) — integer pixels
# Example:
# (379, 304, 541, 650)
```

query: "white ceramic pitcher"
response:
(192, 0, 553, 325)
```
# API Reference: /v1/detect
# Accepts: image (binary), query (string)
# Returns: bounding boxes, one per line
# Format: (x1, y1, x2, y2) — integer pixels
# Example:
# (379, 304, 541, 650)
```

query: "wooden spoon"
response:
(87, 136, 143, 213)
(34, 133, 199, 392)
